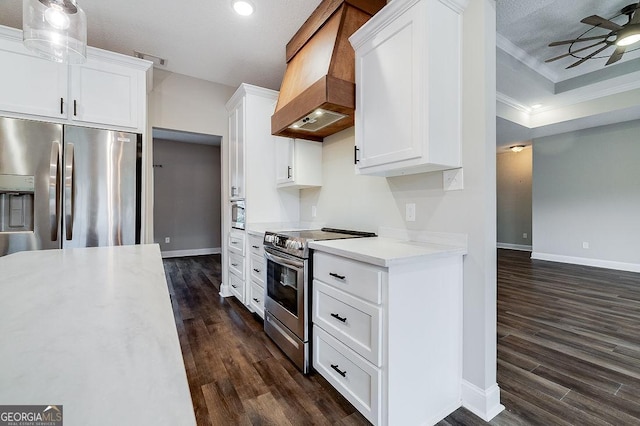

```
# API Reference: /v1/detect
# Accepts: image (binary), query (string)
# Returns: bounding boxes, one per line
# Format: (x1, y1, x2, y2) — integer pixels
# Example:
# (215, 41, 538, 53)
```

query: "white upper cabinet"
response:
(275, 138, 322, 189)
(69, 58, 141, 129)
(349, 0, 468, 177)
(0, 26, 149, 131)
(228, 98, 245, 199)
(0, 35, 68, 119)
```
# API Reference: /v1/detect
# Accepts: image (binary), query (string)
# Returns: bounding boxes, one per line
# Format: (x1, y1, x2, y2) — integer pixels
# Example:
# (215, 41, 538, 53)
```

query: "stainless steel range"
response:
(263, 227, 376, 374)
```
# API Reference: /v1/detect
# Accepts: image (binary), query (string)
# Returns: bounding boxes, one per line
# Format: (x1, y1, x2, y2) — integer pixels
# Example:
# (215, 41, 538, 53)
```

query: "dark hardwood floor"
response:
(163, 249, 640, 425)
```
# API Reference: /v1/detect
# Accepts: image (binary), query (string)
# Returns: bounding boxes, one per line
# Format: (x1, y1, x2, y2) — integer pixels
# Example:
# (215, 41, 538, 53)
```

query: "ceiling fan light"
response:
(22, 0, 87, 64)
(616, 24, 640, 46)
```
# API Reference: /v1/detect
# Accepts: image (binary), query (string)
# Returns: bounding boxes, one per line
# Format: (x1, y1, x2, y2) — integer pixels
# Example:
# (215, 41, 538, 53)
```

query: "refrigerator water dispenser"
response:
(0, 175, 35, 233)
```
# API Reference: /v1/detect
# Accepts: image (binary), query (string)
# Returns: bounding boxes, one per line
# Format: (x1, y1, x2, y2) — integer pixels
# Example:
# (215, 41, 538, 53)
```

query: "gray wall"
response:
(532, 120, 640, 267)
(153, 138, 221, 253)
(497, 148, 532, 248)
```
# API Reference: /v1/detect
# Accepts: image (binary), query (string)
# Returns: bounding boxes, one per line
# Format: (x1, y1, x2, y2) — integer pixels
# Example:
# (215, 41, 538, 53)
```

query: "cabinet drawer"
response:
(229, 272, 244, 301)
(249, 280, 265, 318)
(250, 254, 265, 285)
(313, 280, 381, 366)
(313, 325, 380, 425)
(228, 253, 245, 279)
(248, 234, 264, 256)
(313, 252, 384, 304)
(228, 232, 245, 255)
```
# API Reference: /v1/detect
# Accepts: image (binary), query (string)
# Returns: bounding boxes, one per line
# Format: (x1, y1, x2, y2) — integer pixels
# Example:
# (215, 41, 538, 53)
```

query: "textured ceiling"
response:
(497, 0, 640, 81)
(0, 0, 322, 91)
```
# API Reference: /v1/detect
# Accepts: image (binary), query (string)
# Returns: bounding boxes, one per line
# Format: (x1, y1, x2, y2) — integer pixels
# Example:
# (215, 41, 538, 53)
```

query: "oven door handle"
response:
(264, 249, 305, 270)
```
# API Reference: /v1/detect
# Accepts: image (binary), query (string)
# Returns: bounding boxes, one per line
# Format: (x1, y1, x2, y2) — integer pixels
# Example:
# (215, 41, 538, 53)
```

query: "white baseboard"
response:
(461, 381, 504, 422)
(161, 247, 221, 259)
(497, 243, 532, 252)
(531, 252, 640, 273)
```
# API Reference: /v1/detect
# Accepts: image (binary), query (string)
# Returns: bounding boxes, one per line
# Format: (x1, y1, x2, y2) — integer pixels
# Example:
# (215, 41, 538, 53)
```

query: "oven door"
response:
(264, 247, 307, 340)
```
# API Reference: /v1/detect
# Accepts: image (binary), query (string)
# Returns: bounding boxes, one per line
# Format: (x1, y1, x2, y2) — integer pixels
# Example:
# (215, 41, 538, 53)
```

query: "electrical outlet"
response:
(405, 203, 416, 222)
(312, 205, 317, 218)
(582, 242, 589, 249)
(165, 237, 170, 244)
(522, 233, 528, 239)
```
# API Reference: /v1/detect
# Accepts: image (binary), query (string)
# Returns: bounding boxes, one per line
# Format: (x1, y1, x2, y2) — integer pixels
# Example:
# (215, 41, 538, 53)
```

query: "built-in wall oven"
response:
(230, 200, 245, 230)
(263, 228, 376, 374)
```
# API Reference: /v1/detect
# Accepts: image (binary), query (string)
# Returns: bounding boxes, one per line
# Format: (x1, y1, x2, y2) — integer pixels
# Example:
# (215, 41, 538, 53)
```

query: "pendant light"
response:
(23, 0, 87, 64)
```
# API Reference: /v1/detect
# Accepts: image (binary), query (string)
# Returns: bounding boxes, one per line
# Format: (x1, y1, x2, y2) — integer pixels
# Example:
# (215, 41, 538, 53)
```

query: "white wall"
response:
(300, 0, 501, 418)
(145, 70, 236, 243)
(497, 147, 532, 249)
(532, 119, 640, 271)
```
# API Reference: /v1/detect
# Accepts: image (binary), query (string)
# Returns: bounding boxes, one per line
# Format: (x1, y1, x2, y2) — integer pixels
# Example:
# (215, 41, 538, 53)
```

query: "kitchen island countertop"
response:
(309, 236, 467, 267)
(0, 244, 195, 425)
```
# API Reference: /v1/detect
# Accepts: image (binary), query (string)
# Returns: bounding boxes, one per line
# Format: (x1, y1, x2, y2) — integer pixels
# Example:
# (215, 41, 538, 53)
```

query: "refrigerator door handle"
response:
(49, 141, 61, 241)
(64, 143, 75, 241)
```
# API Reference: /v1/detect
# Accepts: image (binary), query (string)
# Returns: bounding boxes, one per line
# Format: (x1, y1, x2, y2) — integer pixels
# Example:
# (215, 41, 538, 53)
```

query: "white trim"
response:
(438, 0, 470, 14)
(496, 33, 558, 83)
(161, 247, 221, 258)
(225, 83, 278, 110)
(531, 252, 640, 273)
(496, 92, 532, 114)
(497, 243, 532, 252)
(461, 381, 505, 422)
(219, 283, 232, 298)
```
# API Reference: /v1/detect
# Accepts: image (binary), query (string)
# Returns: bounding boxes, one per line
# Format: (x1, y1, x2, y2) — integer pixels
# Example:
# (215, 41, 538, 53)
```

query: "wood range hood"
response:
(271, 0, 386, 142)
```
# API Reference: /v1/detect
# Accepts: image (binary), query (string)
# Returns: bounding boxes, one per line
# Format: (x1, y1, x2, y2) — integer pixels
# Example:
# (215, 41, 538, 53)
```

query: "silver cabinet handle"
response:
(331, 364, 347, 377)
(64, 143, 75, 241)
(231, 263, 239, 267)
(287, 166, 292, 179)
(49, 141, 61, 241)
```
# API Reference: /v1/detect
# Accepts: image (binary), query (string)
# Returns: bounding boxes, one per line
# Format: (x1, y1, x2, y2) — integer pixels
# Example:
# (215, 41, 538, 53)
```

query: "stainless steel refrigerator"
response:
(0, 116, 140, 257)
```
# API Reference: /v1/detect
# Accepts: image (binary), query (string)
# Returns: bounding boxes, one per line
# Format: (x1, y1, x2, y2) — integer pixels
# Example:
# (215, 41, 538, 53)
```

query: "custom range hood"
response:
(271, 0, 386, 141)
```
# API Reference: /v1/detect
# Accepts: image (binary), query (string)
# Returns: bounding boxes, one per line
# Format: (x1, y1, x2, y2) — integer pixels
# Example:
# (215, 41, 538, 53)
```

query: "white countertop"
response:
(309, 236, 467, 267)
(246, 221, 325, 235)
(0, 245, 196, 426)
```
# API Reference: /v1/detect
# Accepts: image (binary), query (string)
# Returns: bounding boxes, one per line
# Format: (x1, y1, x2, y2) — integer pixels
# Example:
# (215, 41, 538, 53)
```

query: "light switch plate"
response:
(443, 168, 464, 191)
(405, 203, 416, 222)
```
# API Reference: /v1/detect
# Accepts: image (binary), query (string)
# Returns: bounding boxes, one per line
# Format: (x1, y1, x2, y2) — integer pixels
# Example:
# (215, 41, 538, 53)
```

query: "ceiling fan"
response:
(546, 2, 640, 69)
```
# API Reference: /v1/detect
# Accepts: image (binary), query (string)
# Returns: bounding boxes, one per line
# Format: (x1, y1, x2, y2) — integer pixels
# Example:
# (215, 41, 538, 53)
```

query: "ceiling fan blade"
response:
(581, 15, 623, 31)
(606, 45, 626, 65)
(548, 34, 609, 46)
(545, 41, 606, 62)
(631, 2, 640, 24)
(566, 44, 611, 68)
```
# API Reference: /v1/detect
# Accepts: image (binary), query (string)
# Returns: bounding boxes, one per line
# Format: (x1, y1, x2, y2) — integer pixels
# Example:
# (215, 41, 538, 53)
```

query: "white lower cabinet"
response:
(249, 280, 265, 318)
(311, 249, 464, 425)
(313, 325, 381, 423)
(228, 271, 244, 301)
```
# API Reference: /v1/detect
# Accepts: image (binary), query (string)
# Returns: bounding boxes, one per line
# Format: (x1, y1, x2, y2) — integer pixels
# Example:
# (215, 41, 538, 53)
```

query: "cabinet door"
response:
(228, 101, 245, 199)
(0, 42, 67, 119)
(275, 137, 294, 185)
(354, 0, 425, 169)
(69, 59, 140, 129)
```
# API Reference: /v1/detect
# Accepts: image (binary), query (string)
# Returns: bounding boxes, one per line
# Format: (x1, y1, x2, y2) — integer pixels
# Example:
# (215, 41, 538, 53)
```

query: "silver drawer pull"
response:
(231, 284, 238, 289)
(253, 297, 260, 303)
(331, 364, 347, 377)
(231, 263, 239, 267)
(231, 241, 238, 245)
(329, 272, 345, 280)
(252, 245, 259, 249)
(253, 268, 261, 273)
(330, 313, 347, 323)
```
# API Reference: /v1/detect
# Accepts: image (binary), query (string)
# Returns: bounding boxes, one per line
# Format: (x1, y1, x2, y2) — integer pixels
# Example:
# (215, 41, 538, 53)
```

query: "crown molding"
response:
(496, 33, 558, 83)
(496, 92, 531, 113)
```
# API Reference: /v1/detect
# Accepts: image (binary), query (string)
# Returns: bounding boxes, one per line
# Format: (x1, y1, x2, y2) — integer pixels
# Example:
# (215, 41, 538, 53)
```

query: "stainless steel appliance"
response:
(230, 199, 245, 230)
(263, 228, 376, 374)
(0, 116, 140, 257)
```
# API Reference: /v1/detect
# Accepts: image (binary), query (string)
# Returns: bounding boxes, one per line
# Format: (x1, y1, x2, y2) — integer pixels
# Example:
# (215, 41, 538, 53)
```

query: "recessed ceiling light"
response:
(232, 0, 255, 16)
